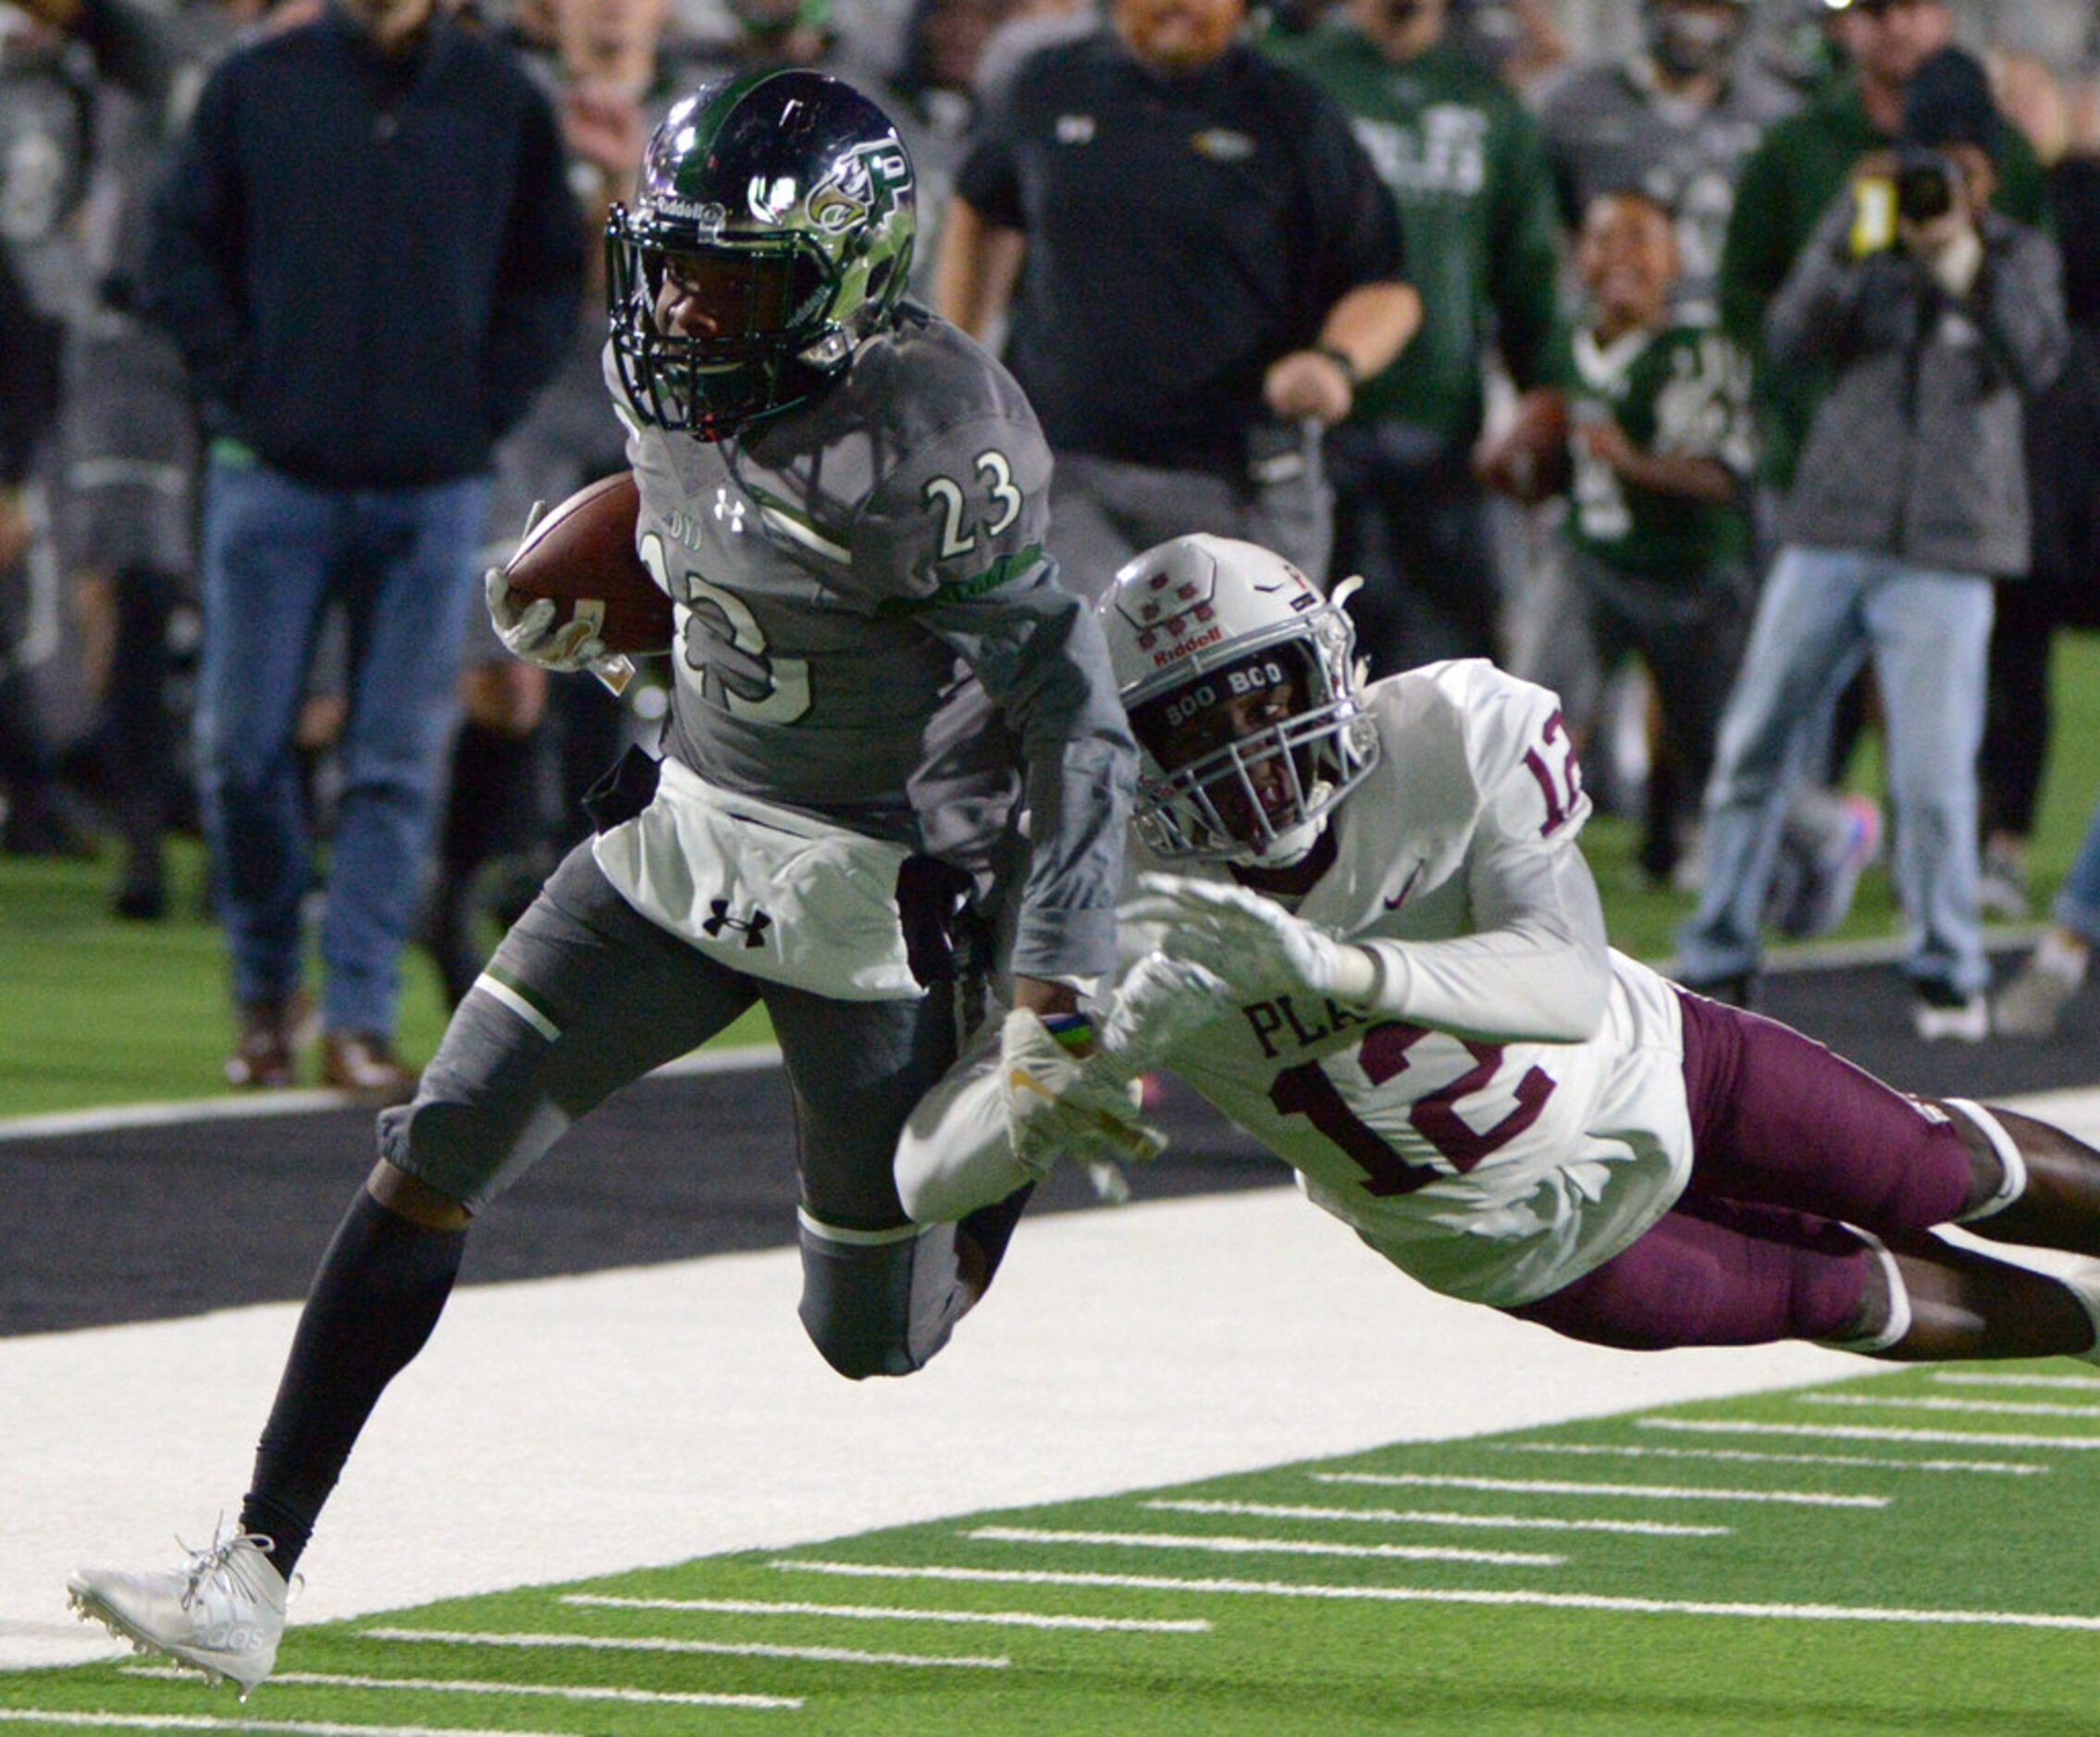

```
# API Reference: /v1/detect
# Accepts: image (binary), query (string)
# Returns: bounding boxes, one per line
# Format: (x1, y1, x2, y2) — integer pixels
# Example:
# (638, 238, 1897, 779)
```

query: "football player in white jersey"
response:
(901, 532, 2100, 1371)
(69, 70, 1143, 1694)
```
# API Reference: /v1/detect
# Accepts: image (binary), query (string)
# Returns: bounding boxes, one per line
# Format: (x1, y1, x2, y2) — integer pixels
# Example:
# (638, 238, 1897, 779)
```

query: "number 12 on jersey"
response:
(1268, 1022, 1555, 1196)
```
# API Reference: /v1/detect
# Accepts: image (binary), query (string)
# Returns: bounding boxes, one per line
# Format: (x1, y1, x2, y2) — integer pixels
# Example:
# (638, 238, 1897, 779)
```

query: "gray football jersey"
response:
(610, 302, 1135, 979)
(1540, 58, 1799, 326)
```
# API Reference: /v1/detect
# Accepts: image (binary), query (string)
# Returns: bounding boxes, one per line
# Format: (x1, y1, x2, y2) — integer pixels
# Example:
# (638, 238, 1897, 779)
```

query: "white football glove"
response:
(1096, 951, 1235, 1074)
(1001, 1007, 1167, 1199)
(1123, 871, 1347, 1004)
(484, 565, 609, 672)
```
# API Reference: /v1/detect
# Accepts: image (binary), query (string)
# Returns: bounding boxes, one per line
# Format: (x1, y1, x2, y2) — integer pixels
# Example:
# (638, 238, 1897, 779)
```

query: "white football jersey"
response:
(1127, 660, 1695, 1307)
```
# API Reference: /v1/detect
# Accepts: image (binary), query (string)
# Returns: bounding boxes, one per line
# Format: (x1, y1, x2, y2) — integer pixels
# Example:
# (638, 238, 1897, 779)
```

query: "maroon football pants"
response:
(1506, 991, 1972, 1351)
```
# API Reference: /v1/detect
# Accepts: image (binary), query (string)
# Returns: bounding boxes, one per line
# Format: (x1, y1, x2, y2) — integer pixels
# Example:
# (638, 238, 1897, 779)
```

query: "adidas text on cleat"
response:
(68, 1528, 289, 1696)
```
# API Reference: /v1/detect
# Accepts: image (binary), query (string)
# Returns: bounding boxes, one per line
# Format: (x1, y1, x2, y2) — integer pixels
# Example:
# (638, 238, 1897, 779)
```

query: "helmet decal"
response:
(806, 141, 911, 235)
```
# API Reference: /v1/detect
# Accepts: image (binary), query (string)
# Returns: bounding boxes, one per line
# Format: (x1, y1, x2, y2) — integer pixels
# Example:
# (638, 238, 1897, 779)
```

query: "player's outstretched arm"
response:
(1363, 842, 1611, 1044)
(896, 1007, 1166, 1226)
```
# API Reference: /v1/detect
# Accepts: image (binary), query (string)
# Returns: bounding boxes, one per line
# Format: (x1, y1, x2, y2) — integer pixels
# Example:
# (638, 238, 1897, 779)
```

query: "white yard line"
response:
(1933, 1372, 2100, 1390)
(966, 1525, 1562, 1568)
(0, 1714, 583, 1736)
(127, 1669, 797, 1709)
(1144, 1498, 1728, 1537)
(771, 1560, 2100, 1630)
(1641, 1418, 2100, 1450)
(1800, 1393, 2100, 1419)
(356, 1629, 1005, 1671)
(1491, 1442, 2046, 1475)
(559, 1595, 1208, 1633)
(1310, 1472, 1885, 1508)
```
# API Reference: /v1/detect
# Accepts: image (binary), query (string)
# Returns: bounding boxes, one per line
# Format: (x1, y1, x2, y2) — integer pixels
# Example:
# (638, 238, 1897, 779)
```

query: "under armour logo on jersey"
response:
(702, 900, 772, 948)
(1056, 115, 1095, 145)
(713, 487, 747, 534)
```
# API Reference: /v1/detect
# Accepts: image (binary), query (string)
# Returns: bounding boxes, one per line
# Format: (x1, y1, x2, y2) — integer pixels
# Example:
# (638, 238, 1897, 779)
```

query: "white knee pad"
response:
(1818, 1235, 1913, 1355)
(1945, 1098, 2029, 1222)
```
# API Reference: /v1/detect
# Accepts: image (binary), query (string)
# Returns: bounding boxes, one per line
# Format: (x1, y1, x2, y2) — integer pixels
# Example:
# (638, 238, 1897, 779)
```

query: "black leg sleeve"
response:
(240, 1189, 466, 1576)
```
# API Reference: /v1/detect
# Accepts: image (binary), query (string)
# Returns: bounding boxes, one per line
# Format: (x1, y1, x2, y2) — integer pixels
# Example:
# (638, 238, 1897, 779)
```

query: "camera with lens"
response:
(1894, 145, 1960, 226)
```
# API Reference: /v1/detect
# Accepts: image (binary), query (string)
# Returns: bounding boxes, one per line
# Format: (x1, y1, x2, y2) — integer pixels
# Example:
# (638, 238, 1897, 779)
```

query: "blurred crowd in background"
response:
(2, 0, 2098, 1080)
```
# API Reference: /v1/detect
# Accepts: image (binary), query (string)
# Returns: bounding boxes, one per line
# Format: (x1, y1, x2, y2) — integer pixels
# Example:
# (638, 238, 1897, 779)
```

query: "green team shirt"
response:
(1563, 322, 1752, 578)
(1265, 26, 1568, 445)
(1717, 77, 2049, 490)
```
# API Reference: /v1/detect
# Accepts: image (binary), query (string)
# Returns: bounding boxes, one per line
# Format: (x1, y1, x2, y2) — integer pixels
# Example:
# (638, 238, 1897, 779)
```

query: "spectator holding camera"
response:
(1718, 0, 2046, 505)
(1676, 44, 2067, 1041)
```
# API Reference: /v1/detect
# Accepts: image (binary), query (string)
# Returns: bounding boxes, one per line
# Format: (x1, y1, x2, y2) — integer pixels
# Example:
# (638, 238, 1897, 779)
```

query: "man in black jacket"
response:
(144, 0, 584, 1098)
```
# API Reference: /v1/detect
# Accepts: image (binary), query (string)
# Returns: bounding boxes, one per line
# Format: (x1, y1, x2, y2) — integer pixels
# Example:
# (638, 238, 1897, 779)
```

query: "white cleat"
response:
(68, 1526, 289, 1697)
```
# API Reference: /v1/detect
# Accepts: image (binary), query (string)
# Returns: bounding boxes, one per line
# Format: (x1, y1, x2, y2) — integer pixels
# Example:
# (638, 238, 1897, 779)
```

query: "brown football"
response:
(500, 471, 674, 657)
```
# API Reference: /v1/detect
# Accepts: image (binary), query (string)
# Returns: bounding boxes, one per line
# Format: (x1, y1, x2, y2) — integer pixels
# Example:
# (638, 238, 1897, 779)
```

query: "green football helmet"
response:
(606, 69, 916, 441)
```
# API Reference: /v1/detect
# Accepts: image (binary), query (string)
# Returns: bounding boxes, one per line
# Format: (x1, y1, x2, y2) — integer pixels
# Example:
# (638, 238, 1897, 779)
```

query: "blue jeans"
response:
(1675, 545, 1995, 998)
(2057, 795, 2100, 945)
(195, 455, 488, 1034)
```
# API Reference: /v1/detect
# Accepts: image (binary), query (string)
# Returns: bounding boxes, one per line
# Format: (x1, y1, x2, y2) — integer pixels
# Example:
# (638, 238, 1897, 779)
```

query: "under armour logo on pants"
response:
(702, 900, 772, 948)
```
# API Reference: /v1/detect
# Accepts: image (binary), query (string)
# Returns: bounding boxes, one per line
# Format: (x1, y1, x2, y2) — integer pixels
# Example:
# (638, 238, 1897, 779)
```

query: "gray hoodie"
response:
(1769, 195, 2066, 578)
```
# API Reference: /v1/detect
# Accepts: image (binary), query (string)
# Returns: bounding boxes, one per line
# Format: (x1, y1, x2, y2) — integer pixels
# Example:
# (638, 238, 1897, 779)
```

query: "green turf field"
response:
(6, 634, 2099, 1121)
(17, 1358, 2100, 1734)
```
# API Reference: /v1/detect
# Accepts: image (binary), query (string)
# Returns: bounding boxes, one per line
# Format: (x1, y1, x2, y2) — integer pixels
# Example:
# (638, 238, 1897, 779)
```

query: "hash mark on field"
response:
(1311, 1472, 1885, 1509)
(0, 1712, 582, 1735)
(1803, 1392, 2100, 1419)
(1933, 1372, 2100, 1390)
(1145, 1498, 1728, 1537)
(1642, 1418, 2100, 1450)
(356, 1628, 1004, 1670)
(125, 1669, 798, 1709)
(967, 1525, 1562, 1567)
(1493, 1441, 2044, 1475)
(769, 1562, 2100, 1630)
(560, 1595, 1210, 1632)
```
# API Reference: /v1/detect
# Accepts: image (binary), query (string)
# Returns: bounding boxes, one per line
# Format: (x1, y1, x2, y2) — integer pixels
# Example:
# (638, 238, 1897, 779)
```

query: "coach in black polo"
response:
(933, 0, 1418, 599)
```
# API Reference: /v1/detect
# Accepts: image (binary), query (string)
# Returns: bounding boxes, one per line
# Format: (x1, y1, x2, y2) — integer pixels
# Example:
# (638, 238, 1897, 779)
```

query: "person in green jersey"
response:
(1268, 0, 1568, 677)
(1551, 188, 1752, 885)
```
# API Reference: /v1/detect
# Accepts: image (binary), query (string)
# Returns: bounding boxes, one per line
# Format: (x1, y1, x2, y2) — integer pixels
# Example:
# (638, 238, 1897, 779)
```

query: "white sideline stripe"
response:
(1642, 1418, 2100, 1451)
(1933, 1372, 2100, 1391)
(126, 1668, 799, 1709)
(471, 976, 561, 1042)
(1493, 1441, 2045, 1476)
(0, 1045, 782, 1141)
(772, 1560, 2100, 1629)
(560, 1595, 1209, 1633)
(357, 1627, 1004, 1670)
(1310, 1471, 1885, 1509)
(0, 1714, 581, 1736)
(1802, 1392, 2100, 1420)
(1145, 1498, 1728, 1538)
(966, 1524, 1562, 1568)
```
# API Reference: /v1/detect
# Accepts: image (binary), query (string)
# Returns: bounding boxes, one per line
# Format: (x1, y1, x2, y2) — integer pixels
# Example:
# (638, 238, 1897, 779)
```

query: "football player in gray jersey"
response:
(68, 69, 1141, 1695)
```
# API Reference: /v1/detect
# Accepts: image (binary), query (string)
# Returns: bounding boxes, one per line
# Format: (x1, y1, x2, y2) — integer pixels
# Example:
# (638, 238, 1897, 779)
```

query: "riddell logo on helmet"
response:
(654, 197, 727, 238)
(1152, 622, 1222, 667)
